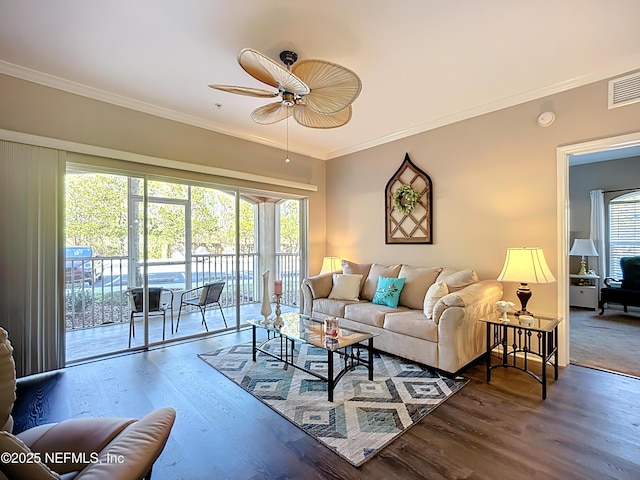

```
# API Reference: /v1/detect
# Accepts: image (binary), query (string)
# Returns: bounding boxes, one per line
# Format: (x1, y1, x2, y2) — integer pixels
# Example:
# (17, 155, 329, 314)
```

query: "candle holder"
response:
(272, 293, 283, 327)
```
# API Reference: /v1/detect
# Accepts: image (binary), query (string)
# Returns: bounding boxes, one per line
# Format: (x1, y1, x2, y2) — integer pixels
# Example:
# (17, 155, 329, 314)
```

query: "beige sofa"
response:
(301, 261, 503, 374)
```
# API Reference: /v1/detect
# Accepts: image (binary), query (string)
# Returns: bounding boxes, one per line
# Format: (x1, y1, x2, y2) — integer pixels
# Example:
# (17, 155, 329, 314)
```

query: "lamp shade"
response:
(320, 256, 342, 274)
(497, 247, 556, 284)
(569, 239, 599, 257)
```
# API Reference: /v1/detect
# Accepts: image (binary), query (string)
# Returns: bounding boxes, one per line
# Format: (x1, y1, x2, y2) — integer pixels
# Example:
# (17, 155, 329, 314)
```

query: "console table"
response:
(481, 312, 563, 400)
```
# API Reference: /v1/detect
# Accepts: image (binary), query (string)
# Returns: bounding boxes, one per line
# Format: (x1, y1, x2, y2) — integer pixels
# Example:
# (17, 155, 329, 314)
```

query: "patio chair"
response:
(0, 327, 176, 480)
(176, 281, 227, 332)
(126, 287, 174, 348)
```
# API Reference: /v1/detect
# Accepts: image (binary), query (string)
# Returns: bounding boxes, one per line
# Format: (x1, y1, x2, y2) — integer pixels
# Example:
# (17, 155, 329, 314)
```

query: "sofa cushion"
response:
(341, 260, 372, 293)
(328, 274, 362, 301)
(313, 298, 360, 318)
(372, 276, 406, 308)
(383, 311, 438, 343)
(307, 273, 333, 299)
(423, 281, 449, 319)
(362, 263, 401, 301)
(398, 265, 442, 309)
(440, 268, 478, 292)
(344, 302, 408, 328)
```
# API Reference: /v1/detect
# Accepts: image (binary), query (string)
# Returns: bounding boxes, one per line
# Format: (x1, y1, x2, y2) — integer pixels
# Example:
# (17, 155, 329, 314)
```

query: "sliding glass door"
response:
(64, 163, 305, 363)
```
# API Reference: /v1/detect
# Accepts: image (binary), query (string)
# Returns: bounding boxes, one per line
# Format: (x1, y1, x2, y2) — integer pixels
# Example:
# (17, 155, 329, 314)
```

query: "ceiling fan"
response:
(209, 48, 362, 129)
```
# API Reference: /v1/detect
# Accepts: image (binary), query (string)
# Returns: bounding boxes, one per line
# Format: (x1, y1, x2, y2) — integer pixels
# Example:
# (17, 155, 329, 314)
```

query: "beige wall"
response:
(327, 71, 640, 314)
(3, 70, 640, 310)
(0, 73, 328, 273)
(570, 156, 640, 238)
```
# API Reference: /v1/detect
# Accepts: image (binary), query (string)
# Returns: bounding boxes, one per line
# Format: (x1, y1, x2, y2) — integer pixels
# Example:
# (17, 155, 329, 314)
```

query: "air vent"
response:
(608, 71, 640, 109)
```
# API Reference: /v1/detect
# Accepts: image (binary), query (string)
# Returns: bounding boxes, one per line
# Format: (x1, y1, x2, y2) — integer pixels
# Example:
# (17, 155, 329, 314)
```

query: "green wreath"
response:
(393, 185, 420, 215)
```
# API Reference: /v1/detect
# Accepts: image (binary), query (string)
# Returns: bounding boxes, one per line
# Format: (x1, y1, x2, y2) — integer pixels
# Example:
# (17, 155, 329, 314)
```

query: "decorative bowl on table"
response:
(496, 300, 515, 322)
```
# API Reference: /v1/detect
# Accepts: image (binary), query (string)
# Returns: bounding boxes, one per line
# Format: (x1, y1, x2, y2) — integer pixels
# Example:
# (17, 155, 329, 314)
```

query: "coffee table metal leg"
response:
(367, 338, 374, 381)
(328, 349, 334, 402)
(290, 338, 295, 363)
(252, 325, 257, 362)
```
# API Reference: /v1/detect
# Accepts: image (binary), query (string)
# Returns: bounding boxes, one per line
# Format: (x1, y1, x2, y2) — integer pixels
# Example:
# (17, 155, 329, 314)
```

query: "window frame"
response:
(607, 190, 640, 279)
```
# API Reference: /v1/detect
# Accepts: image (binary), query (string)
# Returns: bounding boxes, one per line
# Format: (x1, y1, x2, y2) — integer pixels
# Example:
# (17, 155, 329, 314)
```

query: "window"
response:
(65, 165, 306, 362)
(608, 190, 640, 278)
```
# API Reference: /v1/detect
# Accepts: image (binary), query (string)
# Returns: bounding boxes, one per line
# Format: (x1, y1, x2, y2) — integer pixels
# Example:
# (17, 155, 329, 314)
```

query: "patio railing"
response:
(276, 252, 301, 307)
(65, 252, 300, 330)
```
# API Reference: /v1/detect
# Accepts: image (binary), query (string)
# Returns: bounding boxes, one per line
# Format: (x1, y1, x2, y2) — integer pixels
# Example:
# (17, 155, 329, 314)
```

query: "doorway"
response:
(559, 132, 640, 376)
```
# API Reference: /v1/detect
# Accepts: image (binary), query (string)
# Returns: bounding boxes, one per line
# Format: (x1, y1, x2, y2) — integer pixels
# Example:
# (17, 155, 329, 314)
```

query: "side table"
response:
(481, 312, 563, 400)
(569, 273, 599, 309)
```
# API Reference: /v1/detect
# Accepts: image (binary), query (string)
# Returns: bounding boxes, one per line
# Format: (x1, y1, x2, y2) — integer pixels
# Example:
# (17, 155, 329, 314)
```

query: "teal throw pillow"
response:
(372, 276, 406, 308)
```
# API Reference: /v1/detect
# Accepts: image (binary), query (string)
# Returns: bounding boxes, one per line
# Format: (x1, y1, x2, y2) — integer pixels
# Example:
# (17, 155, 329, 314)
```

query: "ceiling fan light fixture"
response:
(282, 92, 295, 107)
(209, 48, 361, 129)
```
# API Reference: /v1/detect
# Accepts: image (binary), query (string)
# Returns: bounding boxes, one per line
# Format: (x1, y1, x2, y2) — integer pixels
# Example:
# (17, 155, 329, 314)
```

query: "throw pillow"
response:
(328, 274, 363, 301)
(423, 281, 449, 319)
(341, 260, 371, 293)
(372, 276, 406, 308)
(441, 268, 478, 292)
(398, 265, 443, 309)
(362, 263, 402, 301)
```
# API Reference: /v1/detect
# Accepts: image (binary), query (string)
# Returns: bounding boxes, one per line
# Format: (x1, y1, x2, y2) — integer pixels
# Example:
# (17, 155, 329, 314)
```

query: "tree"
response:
(65, 173, 128, 255)
(278, 200, 299, 253)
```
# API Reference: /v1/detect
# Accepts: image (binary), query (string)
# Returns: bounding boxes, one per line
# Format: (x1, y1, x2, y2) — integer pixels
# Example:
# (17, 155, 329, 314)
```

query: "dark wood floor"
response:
(13, 329, 640, 480)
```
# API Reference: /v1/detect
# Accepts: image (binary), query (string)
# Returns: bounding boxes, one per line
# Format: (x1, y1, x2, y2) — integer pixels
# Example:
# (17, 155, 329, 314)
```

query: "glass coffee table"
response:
(248, 312, 378, 402)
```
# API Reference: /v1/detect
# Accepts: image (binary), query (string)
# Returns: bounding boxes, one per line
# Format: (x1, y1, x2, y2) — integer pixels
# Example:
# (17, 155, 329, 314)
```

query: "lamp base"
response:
(577, 256, 588, 276)
(515, 283, 532, 317)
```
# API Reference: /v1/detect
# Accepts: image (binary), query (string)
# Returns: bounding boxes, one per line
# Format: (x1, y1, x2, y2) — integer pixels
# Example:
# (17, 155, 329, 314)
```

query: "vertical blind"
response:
(0, 140, 65, 377)
(609, 191, 640, 279)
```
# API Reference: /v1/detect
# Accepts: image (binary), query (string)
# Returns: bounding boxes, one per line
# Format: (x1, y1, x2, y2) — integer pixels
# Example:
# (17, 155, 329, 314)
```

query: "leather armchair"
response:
(0, 328, 175, 480)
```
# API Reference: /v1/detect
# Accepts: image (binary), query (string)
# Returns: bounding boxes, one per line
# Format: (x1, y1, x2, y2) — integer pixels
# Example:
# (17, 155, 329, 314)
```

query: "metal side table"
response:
(481, 312, 563, 400)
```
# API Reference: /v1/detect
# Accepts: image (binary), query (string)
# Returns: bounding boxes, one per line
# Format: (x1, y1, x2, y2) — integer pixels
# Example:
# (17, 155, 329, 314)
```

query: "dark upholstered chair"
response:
(598, 256, 640, 314)
(176, 281, 227, 332)
(126, 287, 173, 347)
(0, 327, 176, 480)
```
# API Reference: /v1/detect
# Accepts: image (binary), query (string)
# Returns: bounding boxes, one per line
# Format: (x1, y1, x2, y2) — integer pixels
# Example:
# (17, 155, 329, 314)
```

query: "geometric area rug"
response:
(198, 341, 468, 467)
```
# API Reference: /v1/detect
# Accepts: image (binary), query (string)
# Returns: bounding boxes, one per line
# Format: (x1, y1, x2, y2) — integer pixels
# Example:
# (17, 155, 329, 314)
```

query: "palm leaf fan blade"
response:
(208, 85, 278, 98)
(251, 102, 292, 124)
(293, 105, 352, 129)
(238, 48, 309, 95)
(293, 59, 362, 114)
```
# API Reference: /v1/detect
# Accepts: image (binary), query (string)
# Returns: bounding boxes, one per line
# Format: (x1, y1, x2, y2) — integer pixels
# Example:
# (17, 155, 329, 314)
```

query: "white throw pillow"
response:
(442, 269, 478, 292)
(423, 281, 449, 319)
(328, 274, 362, 301)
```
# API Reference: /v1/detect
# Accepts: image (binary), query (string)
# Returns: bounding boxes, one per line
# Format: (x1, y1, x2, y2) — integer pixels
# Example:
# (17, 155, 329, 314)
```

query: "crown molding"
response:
(2, 56, 640, 162)
(325, 56, 640, 160)
(0, 60, 324, 160)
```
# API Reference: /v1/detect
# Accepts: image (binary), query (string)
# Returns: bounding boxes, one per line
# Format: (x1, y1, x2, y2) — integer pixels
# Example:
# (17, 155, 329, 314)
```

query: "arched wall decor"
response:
(385, 153, 433, 244)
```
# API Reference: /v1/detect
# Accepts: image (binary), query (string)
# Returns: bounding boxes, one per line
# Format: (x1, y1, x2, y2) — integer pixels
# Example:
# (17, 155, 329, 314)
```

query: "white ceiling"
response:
(1, 0, 640, 160)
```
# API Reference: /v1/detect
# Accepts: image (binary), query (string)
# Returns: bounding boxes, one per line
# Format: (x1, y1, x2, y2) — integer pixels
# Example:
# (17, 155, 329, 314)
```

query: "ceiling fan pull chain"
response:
(285, 114, 291, 164)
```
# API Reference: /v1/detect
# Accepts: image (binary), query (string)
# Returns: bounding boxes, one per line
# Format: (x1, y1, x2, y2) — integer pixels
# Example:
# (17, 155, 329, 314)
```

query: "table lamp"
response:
(497, 247, 556, 316)
(320, 256, 342, 274)
(569, 238, 598, 276)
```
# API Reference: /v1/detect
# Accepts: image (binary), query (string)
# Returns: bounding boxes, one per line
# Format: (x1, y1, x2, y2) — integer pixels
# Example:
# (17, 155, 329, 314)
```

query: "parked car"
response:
(65, 246, 100, 285)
